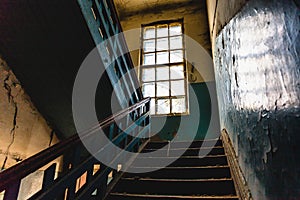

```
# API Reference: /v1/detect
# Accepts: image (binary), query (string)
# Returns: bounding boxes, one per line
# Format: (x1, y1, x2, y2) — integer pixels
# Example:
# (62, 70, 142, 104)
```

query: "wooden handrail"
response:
(0, 97, 150, 192)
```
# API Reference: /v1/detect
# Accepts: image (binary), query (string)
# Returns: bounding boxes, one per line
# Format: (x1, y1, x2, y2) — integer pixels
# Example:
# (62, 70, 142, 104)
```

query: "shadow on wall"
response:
(226, 108, 300, 199)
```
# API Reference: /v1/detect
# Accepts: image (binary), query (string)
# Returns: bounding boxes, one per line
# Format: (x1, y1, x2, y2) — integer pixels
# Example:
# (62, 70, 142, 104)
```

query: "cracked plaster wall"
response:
(213, 0, 300, 199)
(0, 57, 59, 169)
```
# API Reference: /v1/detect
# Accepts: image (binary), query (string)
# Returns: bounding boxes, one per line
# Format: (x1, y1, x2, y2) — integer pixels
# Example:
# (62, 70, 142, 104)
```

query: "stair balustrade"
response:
(0, 97, 151, 200)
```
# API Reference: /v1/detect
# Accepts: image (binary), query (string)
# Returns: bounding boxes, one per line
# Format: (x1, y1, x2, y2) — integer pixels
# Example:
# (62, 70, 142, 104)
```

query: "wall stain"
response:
(2, 72, 20, 169)
(49, 130, 55, 146)
(3, 74, 11, 102)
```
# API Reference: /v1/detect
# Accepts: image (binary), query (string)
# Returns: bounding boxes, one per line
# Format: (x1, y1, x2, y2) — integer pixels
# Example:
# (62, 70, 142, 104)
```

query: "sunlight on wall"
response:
(220, 10, 299, 111)
(214, 1, 300, 198)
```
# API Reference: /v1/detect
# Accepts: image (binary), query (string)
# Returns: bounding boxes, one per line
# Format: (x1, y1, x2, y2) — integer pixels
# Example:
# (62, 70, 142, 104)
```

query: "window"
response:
(140, 20, 188, 115)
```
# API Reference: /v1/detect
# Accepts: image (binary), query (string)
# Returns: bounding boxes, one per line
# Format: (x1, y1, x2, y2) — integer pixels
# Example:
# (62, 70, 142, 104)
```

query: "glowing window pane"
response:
(142, 82, 155, 97)
(150, 99, 156, 114)
(170, 65, 184, 79)
(141, 21, 187, 115)
(170, 36, 182, 49)
(169, 24, 181, 36)
(143, 53, 155, 65)
(157, 38, 168, 51)
(157, 81, 169, 97)
(170, 50, 183, 63)
(144, 40, 155, 52)
(156, 67, 169, 81)
(171, 80, 185, 96)
(172, 97, 186, 113)
(157, 99, 170, 114)
(157, 25, 168, 37)
(144, 27, 155, 39)
(157, 52, 169, 64)
(142, 68, 155, 82)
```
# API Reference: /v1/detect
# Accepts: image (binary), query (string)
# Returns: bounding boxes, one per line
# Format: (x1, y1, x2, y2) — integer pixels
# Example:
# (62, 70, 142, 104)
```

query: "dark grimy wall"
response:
(0, 1, 115, 139)
(214, 0, 300, 199)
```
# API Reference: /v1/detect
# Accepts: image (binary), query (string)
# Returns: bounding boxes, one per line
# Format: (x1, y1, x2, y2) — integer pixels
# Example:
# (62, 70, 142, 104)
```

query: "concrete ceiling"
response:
(113, 0, 199, 19)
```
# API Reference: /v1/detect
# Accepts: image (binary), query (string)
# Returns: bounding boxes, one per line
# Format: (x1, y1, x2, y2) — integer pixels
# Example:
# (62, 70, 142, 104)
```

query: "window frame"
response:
(139, 19, 189, 116)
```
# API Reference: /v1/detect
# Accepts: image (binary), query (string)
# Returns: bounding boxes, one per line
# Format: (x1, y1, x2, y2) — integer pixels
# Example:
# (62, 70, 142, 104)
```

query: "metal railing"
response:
(0, 97, 151, 200)
(77, 0, 143, 108)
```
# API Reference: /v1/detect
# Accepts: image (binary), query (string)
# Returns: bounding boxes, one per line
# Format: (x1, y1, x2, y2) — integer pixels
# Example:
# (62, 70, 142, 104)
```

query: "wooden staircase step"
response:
(145, 139, 222, 150)
(141, 146, 225, 156)
(111, 178, 236, 196)
(131, 155, 228, 168)
(107, 193, 239, 200)
(106, 139, 239, 200)
(123, 165, 231, 179)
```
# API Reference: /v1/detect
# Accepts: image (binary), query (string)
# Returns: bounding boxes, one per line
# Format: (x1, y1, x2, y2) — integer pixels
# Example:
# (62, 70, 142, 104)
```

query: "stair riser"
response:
(141, 147, 225, 156)
(132, 156, 228, 168)
(123, 167, 231, 179)
(145, 140, 222, 149)
(107, 195, 239, 200)
(112, 179, 236, 196)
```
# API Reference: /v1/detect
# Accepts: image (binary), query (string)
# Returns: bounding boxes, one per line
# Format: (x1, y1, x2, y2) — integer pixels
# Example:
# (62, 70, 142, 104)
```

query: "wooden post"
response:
(4, 181, 21, 200)
(42, 163, 56, 190)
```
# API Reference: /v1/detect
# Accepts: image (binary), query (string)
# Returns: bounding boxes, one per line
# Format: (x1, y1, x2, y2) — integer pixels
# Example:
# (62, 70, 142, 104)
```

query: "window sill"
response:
(151, 112, 190, 117)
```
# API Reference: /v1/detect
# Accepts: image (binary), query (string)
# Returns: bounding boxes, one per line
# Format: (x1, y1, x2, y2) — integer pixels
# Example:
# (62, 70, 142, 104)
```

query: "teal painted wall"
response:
(214, 1, 300, 198)
(151, 81, 220, 141)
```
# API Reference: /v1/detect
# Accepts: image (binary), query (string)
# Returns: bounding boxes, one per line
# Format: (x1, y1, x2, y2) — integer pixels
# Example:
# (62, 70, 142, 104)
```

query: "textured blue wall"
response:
(214, 0, 300, 198)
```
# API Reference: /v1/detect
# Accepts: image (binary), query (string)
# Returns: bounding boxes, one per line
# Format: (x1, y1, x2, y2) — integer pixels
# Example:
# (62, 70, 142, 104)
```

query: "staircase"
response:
(106, 138, 239, 200)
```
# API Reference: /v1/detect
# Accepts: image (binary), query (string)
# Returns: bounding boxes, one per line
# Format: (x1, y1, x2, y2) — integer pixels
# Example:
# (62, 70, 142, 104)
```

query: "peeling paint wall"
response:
(213, 0, 300, 199)
(206, 0, 249, 54)
(0, 57, 61, 198)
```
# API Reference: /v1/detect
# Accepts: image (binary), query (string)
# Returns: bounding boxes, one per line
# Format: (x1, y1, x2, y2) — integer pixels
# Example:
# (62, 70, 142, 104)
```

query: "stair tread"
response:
(145, 140, 222, 149)
(131, 155, 228, 167)
(138, 155, 226, 159)
(111, 178, 236, 196)
(143, 146, 224, 151)
(129, 165, 230, 169)
(109, 193, 239, 199)
(124, 165, 231, 179)
(148, 138, 220, 143)
(121, 177, 234, 182)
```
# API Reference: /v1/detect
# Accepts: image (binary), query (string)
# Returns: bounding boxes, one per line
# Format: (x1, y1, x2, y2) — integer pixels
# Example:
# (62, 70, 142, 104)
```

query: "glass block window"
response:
(140, 20, 188, 115)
